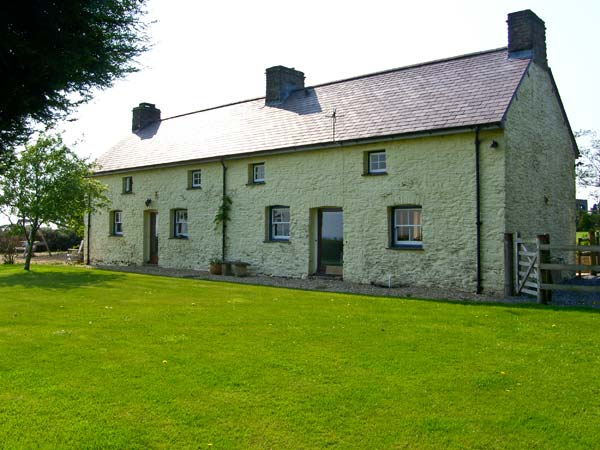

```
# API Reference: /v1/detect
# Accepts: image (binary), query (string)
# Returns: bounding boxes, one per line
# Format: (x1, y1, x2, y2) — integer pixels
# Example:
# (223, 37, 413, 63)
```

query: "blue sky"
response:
(60, 0, 599, 197)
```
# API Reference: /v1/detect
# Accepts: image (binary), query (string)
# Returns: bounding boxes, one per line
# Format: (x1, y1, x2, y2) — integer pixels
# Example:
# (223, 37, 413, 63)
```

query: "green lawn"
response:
(1, 265, 599, 449)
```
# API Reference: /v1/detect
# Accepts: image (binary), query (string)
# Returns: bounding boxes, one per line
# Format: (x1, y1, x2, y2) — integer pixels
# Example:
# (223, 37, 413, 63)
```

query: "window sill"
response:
(109, 234, 123, 237)
(362, 172, 387, 176)
(169, 236, 189, 240)
(121, 191, 134, 195)
(387, 245, 424, 251)
(263, 239, 291, 244)
(187, 186, 202, 190)
(247, 181, 266, 186)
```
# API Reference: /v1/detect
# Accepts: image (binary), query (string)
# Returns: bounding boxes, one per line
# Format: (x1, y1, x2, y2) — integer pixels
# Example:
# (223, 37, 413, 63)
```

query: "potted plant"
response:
(209, 258, 222, 275)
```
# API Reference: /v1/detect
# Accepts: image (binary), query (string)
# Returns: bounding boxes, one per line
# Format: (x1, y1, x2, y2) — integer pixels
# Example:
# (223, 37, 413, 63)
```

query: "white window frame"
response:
(174, 209, 188, 238)
(270, 206, 290, 241)
(123, 176, 133, 193)
(392, 207, 422, 247)
(113, 211, 123, 236)
(191, 170, 201, 188)
(369, 151, 386, 174)
(253, 163, 265, 183)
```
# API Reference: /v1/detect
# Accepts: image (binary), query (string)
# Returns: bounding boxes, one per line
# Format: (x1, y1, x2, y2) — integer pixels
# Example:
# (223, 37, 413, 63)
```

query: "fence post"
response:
(513, 232, 520, 294)
(536, 234, 552, 304)
(504, 233, 515, 297)
(590, 231, 598, 276)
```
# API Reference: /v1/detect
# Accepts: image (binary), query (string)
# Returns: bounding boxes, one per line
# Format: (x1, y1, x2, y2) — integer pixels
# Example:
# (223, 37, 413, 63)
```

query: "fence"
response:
(506, 233, 600, 303)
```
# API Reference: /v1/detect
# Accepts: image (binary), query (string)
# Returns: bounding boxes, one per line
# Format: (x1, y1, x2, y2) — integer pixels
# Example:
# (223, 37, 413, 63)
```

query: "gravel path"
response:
(94, 264, 537, 305)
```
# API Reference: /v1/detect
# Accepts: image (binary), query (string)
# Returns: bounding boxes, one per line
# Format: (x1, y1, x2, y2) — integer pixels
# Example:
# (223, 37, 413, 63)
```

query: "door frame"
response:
(316, 207, 343, 275)
(144, 210, 159, 265)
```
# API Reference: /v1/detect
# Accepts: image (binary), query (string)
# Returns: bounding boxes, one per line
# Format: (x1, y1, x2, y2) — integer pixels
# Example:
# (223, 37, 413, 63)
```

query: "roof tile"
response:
(96, 49, 529, 173)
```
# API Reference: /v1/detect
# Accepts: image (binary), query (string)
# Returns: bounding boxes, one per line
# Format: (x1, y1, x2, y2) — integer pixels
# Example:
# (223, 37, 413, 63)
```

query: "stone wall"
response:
(504, 62, 576, 249)
(88, 131, 508, 293)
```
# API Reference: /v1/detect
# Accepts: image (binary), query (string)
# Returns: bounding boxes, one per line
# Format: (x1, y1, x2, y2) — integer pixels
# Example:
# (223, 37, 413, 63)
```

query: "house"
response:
(86, 10, 577, 295)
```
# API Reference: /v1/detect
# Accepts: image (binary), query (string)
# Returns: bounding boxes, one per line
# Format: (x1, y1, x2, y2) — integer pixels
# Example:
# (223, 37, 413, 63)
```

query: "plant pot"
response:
(209, 263, 222, 275)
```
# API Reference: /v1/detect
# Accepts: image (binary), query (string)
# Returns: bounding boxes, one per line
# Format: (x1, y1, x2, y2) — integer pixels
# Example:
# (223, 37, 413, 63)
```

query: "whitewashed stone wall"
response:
(88, 131, 508, 293)
(504, 62, 576, 248)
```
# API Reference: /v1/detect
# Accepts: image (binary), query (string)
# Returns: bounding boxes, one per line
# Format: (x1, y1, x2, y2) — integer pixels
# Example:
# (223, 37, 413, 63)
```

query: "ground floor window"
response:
(173, 209, 188, 238)
(391, 206, 422, 247)
(112, 210, 123, 236)
(270, 206, 290, 241)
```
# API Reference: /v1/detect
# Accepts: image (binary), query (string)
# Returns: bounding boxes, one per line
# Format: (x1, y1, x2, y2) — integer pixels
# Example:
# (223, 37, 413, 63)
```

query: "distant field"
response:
(1, 265, 599, 449)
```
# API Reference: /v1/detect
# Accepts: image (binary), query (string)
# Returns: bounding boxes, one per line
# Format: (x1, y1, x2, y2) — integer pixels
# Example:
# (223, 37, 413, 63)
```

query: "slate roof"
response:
(96, 48, 531, 173)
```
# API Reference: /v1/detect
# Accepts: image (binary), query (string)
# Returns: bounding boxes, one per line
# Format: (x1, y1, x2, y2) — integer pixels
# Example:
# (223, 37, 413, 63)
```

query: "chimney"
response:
(265, 66, 305, 105)
(132, 102, 161, 132)
(507, 10, 547, 69)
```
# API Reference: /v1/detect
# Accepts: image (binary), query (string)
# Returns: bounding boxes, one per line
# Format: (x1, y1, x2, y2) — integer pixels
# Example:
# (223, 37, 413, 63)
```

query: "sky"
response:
(59, 0, 600, 198)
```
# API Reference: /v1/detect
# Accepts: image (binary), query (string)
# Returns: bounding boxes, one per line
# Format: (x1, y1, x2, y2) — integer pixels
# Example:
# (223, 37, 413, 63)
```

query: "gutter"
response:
(474, 127, 482, 294)
(93, 123, 503, 176)
(220, 158, 227, 262)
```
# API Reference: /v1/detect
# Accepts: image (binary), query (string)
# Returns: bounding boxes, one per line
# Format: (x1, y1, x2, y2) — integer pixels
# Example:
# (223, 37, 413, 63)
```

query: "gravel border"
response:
(94, 264, 537, 306)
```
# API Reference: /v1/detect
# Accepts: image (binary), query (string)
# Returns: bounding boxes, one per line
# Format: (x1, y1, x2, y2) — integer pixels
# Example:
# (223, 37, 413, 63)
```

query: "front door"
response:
(317, 208, 343, 275)
(149, 212, 158, 264)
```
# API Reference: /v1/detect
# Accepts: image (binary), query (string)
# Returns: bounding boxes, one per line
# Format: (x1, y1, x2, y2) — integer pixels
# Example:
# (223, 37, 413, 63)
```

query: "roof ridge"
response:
(309, 47, 509, 89)
(161, 47, 510, 122)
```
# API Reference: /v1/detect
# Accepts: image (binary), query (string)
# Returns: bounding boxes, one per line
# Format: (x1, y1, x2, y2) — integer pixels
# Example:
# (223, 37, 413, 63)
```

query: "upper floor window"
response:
(122, 176, 133, 193)
(270, 206, 290, 241)
(173, 209, 188, 238)
(252, 163, 265, 183)
(391, 206, 422, 248)
(112, 210, 123, 236)
(368, 151, 386, 174)
(188, 170, 201, 189)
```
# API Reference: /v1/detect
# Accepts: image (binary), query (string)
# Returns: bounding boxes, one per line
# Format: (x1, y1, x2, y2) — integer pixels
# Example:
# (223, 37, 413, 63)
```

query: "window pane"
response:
(254, 164, 265, 181)
(369, 152, 386, 172)
(192, 171, 201, 186)
(393, 207, 422, 245)
(271, 206, 290, 239)
(397, 226, 410, 241)
(411, 210, 421, 225)
(413, 226, 422, 241)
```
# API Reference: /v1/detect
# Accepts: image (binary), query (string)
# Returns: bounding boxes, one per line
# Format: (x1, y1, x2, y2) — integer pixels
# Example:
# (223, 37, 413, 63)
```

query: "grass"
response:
(1, 265, 599, 449)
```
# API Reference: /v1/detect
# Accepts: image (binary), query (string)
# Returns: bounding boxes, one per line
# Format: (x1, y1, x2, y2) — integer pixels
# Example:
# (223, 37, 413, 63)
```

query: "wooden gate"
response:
(507, 233, 600, 303)
(514, 236, 539, 297)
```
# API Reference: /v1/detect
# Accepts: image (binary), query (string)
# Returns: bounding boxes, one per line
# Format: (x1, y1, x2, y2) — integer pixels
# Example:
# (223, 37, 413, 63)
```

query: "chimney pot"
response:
(265, 66, 305, 105)
(132, 102, 161, 133)
(507, 10, 547, 69)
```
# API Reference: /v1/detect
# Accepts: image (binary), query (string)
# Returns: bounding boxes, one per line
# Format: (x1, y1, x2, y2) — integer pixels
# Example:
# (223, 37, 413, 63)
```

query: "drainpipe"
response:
(474, 127, 482, 294)
(220, 158, 227, 262)
(86, 197, 91, 265)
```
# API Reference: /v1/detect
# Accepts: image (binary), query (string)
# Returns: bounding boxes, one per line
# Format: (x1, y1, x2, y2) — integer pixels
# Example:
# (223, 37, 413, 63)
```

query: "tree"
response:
(0, 0, 149, 163)
(0, 134, 107, 270)
(576, 129, 600, 202)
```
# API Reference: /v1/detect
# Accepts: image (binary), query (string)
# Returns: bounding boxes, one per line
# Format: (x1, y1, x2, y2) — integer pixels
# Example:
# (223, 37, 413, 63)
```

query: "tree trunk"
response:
(23, 224, 38, 271)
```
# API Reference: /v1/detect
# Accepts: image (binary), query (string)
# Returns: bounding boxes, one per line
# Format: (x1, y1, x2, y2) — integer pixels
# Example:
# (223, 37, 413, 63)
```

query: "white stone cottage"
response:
(86, 10, 577, 295)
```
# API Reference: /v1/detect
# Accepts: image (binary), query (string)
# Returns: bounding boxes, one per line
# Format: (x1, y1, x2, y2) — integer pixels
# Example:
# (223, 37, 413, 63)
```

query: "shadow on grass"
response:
(195, 277, 600, 314)
(0, 267, 125, 290)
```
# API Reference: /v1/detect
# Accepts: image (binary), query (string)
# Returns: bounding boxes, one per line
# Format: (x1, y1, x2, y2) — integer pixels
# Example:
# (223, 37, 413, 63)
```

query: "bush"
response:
(40, 228, 82, 252)
(0, 234, 20, 264)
